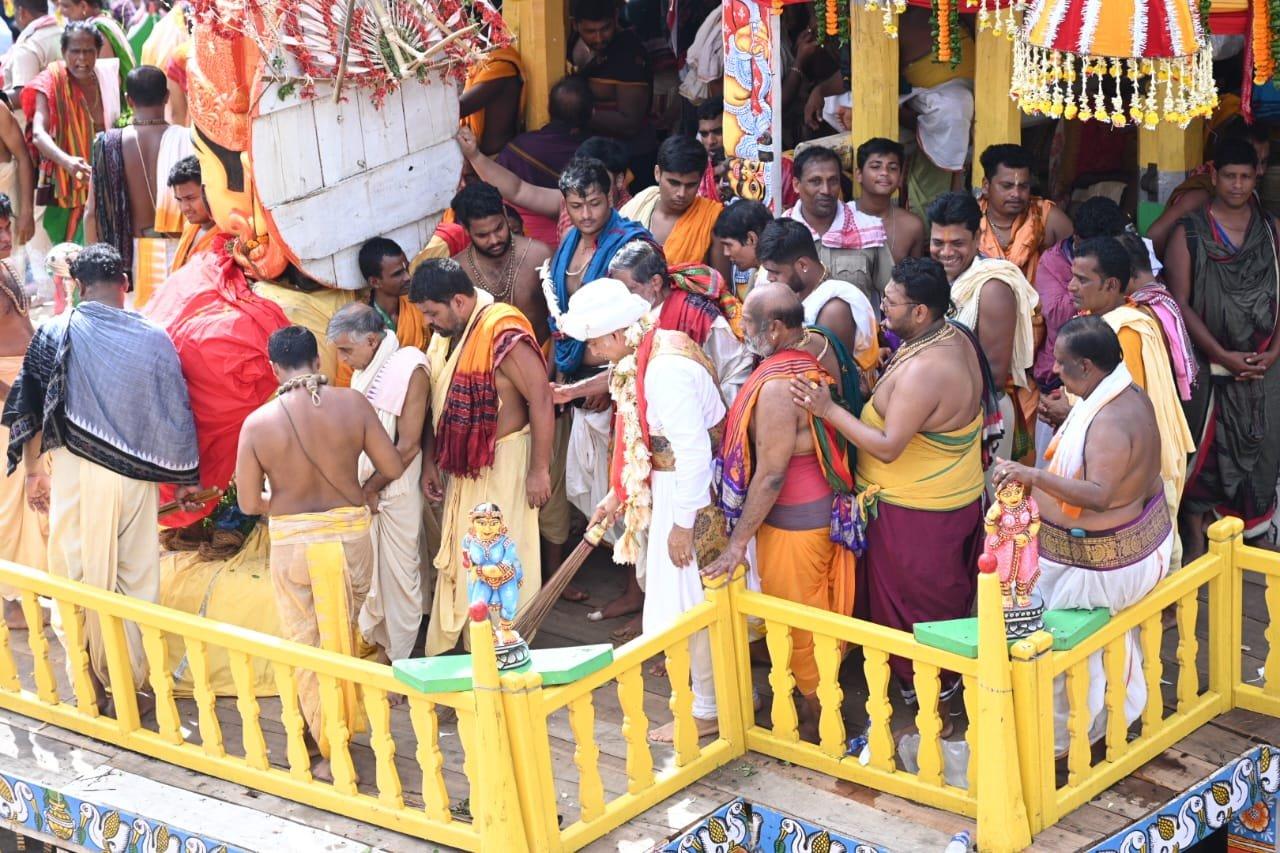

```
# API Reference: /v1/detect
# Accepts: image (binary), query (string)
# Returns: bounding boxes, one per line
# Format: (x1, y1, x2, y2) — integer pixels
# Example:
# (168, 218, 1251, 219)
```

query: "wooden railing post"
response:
(1009, 631, 1055, 834)
(975, 566, 1032, 852)
(1207, 516, 1245, 710)
(703, 567, 749, 755)
(467, 611, 530, 852)
(501, 670, 561, 852)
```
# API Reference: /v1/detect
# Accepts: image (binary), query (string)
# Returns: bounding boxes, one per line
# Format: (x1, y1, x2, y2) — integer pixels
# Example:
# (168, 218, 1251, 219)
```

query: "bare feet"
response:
(312, 758, 332, 783)
(3, 601, 26, 631)
(610, 614, 642, 644)
(560, 585, 590, 603)
(648, 659, 667, 679)
(388, 692, 407, 708)
(649, 715, 719, 743)
(797, 694, 822, 744)
(590, 589, 644, 622)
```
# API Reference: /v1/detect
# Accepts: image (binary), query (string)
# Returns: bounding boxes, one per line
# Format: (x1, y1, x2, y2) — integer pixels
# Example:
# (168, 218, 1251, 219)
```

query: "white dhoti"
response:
(642, 468, 716, 720)
(360, 454, 424, 661)
(566, 407, 623, 548)
(1040, 505, 1172, 753)
(47, 447, 158, 690)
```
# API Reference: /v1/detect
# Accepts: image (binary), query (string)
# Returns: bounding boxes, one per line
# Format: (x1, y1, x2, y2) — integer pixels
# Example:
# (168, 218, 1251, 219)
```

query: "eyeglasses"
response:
(881, 298, 921, 310)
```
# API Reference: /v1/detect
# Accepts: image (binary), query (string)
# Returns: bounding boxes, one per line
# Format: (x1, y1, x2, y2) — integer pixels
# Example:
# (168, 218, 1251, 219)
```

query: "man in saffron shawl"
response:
(167, 155, 222, 271)
(703, 283, 860, 742)
(413, 259, 554, 655)
(930, 191, 1041, 468)
(1066, 237, 1194, 571)
(559, 278, 726, 743)
(3, 243, 203, 713)
(24, 22, 123, 245)
(619, 135, 728, 277)
(993, 317, 1170, 756)
(236, 326, 404, 780)
(793, 258, 992, 729)
(977, 145, 1072, 285)
(1165, 137, 1280, 558)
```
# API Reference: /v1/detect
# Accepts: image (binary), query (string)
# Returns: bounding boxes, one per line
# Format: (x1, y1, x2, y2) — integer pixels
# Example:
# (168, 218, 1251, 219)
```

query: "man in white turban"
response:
(560, 278, 727, 743)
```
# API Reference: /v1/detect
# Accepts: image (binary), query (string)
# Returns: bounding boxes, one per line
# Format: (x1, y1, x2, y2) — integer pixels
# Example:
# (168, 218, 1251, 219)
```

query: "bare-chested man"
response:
(411, 258, 554, 655)
(236, 325, 405, 779)
(86, 65, 192, 306)
(854, 138, 924, 262)
(793, 257, 989, 728)
(450, 180, 552, 341)
(992, 315, 1170, 754)
(700, 283, 860, 739)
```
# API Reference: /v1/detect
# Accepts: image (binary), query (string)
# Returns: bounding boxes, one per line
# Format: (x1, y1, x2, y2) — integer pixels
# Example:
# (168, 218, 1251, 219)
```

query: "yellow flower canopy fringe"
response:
(1011, 0, 1218, 128)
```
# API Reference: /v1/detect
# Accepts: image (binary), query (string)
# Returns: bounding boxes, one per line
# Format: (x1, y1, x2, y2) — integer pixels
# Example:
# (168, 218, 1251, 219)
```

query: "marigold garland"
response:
(1254, 0, 1275, 84)
(607, 320, 655, 566)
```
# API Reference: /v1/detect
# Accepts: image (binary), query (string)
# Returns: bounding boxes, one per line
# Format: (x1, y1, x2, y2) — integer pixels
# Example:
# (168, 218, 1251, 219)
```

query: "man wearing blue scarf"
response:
(542, 157, 650, 587)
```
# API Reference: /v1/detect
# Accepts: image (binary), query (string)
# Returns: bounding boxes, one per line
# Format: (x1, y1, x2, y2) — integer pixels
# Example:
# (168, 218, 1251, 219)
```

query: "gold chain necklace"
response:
(878, 321, 955, 386)
(466, 241, 526, 303)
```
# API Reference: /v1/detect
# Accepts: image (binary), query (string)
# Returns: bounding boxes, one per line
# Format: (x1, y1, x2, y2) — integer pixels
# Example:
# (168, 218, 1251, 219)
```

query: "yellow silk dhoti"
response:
(0, 357, 47, 589)
(267, 506, 372, 757)
(756, 523, 855, 696)
(47, 448, 157, 691)
(426, 427, 540, 655)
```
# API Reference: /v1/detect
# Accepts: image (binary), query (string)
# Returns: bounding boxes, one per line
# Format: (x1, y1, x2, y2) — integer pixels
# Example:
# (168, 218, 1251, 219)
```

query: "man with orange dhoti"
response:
(560, 278, 728, 742)
(619, 135, 726, 275)
(704, 284, 860, 742)
(0, 261, 45, 629)
(976, 145, 1073, 285)
(167, 156, 222, 270)
(413, 259, 553, 655)
(794, 258, 994, 724)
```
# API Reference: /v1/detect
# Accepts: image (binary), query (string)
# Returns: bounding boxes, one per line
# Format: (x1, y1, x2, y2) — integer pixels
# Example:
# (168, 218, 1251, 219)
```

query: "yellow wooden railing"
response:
(0, 516, 1274, 852)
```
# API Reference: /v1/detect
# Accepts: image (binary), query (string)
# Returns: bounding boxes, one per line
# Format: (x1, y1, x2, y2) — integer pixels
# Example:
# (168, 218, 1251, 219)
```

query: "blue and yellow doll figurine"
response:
(461, 502, 530, 666)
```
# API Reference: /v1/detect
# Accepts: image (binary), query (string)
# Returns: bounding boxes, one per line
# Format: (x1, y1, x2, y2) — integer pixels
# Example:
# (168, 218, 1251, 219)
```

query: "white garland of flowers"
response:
(607, 320, 653, 565)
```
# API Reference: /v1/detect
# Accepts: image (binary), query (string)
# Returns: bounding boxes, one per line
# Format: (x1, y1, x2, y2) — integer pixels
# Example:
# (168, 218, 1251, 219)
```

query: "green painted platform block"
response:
(392, 643, 615, 694)
(913, 608, 1111, 659)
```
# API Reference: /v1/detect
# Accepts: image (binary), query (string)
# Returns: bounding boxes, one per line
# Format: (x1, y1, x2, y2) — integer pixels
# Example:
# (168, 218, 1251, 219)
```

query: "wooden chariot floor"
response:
(0, 547, 1274, 852)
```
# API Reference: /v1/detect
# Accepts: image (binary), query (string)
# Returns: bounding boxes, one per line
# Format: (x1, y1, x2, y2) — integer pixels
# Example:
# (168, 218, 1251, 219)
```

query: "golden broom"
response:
(514, 521, 608, 642)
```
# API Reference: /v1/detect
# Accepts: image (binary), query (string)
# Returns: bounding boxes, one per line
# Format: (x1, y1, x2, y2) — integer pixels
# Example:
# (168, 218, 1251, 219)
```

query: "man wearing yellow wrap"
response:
(794, 258, 992, 723)
(236, 326, 405, 779)
(413, 259, 553, 656)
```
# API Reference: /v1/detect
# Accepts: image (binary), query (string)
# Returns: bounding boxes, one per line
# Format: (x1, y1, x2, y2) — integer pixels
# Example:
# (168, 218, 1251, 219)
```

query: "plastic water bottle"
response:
(943, 830, 972, 853)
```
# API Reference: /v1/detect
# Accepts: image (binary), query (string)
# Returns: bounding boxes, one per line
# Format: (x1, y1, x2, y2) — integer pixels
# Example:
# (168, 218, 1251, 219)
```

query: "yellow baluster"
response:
(863, 647, 894, 773)
(457, 707, 478, 797)
(361, 687, 404, 809)
(1265, 574, 1280, 698)
(664, 639, 699, 766)
(912, 662, 944, 787)
(616, 666, 654, 793)
(0, 597, 18, 693)
(1139, 614, 1164, 736)
(1102, 636, 1128, 763)
(97, 612, 139, 733)
(21, 591, 58, 705)
(813, 633, 845, 759)
(139, 625, 180, 744)
(1010, 632, 1055, 833)
(272, 662, 312, 782)
(1065, 660, 1091, 786)
(568, 693, 605, 822)
(765, 620, 798, 743)
(1206, 517, 1242, 708)
(186, 638, 224, 758)
(316, 673, 358, 794)
(962, 673, 979, 795)
(227, 650, 268, 770)
(703, 568, 748, 752)
(500, 671, 560, 852)
(1176, 592, 1200, 711)
(407, 696, 451, 823)
(56, 600, 97, 715)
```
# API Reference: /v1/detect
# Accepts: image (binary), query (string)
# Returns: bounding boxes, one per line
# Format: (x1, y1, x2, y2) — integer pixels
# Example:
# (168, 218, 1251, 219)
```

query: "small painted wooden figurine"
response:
(983, 480, 1041, 608)
(461, 502, 524, 648)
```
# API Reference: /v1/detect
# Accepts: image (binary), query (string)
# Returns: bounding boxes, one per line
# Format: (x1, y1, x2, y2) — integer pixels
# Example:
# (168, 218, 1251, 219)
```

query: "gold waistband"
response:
(1039, 495, 1170, 571)
(649, 423, 725, 473)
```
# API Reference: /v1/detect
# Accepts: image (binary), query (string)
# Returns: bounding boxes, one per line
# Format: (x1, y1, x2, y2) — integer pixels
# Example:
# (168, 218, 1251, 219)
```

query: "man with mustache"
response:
(977, 144, 1072, 285)
(702, 283, 860, 743)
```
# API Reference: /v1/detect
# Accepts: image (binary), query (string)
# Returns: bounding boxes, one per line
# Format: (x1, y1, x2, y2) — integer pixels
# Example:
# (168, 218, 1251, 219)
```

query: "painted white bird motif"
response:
(1258, 746, 1280, 795)
(1118, 827, 1149, 853)
(676, 800, 761, 853)
(130, 818, 180, 853)
(777, 817, 849, 853)
(0, 778, 34, 823)
(76, 803, 128, 853)
(182, 838, 229, 853)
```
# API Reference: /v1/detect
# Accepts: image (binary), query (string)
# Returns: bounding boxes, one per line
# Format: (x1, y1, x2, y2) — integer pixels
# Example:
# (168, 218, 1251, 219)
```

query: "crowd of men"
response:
(0, 0, 1276, 774)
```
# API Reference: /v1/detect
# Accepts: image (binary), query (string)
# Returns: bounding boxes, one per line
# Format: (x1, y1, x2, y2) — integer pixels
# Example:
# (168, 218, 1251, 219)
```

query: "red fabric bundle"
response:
(144, 237, 289, 527)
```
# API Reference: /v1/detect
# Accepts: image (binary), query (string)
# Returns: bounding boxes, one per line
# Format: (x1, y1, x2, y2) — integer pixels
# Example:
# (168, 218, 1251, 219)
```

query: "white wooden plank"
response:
(266, 140, 461, 263)
(400, 77, 460, 152)
(356, 86, 409, 171)
(251, 100, 324, 204)
(296, 254, 338, 290)
(312, 96, 368, 186)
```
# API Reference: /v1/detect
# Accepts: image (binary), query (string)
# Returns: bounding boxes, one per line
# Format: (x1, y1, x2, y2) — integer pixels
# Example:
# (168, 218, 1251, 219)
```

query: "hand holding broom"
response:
(514, 519, 609, 642)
